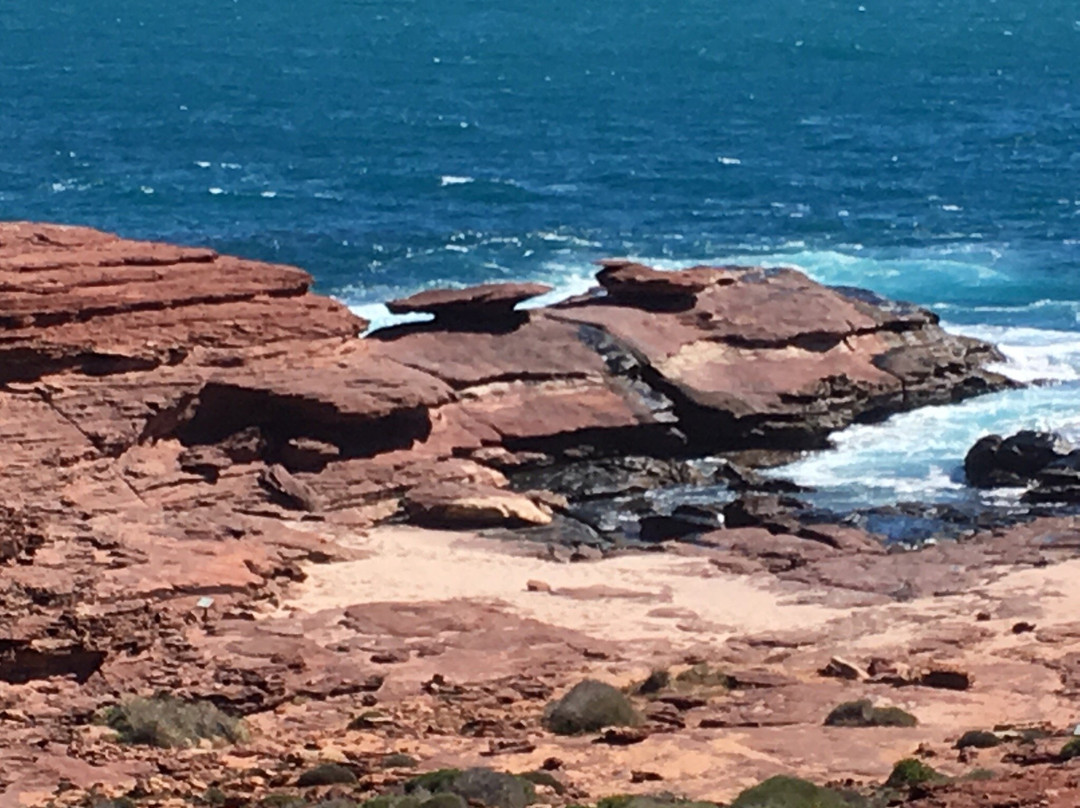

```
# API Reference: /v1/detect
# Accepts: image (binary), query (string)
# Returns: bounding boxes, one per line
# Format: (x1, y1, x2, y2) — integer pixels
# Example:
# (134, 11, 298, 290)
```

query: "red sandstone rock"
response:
(0, 227, 1036, 806)
(385, 281, 552, 326)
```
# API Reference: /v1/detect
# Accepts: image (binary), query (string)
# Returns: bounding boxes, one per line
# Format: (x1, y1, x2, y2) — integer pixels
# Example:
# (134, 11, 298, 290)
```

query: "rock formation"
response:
(1, 223, 1070, 808)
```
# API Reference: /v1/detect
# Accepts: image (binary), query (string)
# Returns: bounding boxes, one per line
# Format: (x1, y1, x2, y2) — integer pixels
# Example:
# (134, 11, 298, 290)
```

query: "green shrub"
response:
(884, 759, 943, 789)
(451, 768, 535, 808)
(674, 664, 734, 690)
(362, 797, 421, 808)
(636, 669, 671, 695)
(262, 795, 307, 808)
(1060, 737, 1080, 761)
(595, 798, 717, 808)
(203, 788, 228, 806)
(955, 730, 1001, 749)
(543, 680, 641, 735)
(961, 769, 996, 782)
(418, 796, 466, 808)
(517, 771, 566, 796)
(405, 770, 463, 795)
(730, 776, 859, 808)
(297, 763, 358, 787)
(823, 700, 917, 728)
(103, 695, 247, 748)
(382, 753, 419, 769)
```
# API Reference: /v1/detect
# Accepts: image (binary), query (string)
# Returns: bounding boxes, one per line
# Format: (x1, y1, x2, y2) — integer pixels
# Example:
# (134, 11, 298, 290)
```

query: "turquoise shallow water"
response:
(2, 1, 1080, 507)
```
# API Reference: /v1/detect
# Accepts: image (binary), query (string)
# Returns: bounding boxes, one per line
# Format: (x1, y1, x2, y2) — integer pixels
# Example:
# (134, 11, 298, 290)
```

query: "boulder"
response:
(595, 259, 738, 309)
(386, 282, 553, 330)
(543, 679, 641, 735)
(404, 484, 553, 529)
(965, 431, 1071, 488)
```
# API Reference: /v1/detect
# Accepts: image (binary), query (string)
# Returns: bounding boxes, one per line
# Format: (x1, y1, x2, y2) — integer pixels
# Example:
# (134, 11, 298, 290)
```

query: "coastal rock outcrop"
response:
(964, 430, 1080, 503)
(0, 223, 1028, 805)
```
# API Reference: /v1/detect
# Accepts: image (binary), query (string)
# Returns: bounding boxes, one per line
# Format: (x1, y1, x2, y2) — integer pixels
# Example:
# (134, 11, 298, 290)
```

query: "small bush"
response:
(452, 768, 535, 808)
(731, 776, 858, 808)
(419, 796, 466, 808)
(962, 769, 996, 782)
(297, 763, 358, 787)
(1060, 737, 1080, 761)
(595, 798, 717, 808)
(674, 664, 734, 690)
(636, 669, 671, 695)
(363, 797, 421, 808)
(104, 695, 247, 748)
(824, 700, 917, 728)
(885, 759, 943, 789)
(956, 730, 1001, 749)
(203, 788, 228, 806)
(382, 753, 419, 769)
(517, 771, 566, 795)
(406, 770, 463, 795)
(262, 796, 306, 808)
(543, 680, 641, 735)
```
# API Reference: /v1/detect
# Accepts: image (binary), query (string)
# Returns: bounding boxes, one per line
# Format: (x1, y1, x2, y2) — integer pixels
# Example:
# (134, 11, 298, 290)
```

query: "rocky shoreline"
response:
(2, 223, 1079, 807)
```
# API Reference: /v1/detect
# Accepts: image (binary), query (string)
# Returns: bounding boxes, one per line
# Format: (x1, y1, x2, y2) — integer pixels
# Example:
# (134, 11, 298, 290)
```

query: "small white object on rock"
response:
(196, 596, 215, 610)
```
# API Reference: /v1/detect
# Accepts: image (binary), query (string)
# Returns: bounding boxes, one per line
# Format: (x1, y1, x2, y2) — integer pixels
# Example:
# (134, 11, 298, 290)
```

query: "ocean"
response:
(2, 1, 1079, 508)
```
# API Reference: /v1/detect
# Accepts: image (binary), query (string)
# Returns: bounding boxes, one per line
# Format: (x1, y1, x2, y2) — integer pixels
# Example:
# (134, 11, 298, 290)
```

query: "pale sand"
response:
(282, 525, 843, 645)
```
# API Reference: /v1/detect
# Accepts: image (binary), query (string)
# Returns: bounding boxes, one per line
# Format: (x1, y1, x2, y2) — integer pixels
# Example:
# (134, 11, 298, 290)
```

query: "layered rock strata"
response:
(0, 223, 1033, 806)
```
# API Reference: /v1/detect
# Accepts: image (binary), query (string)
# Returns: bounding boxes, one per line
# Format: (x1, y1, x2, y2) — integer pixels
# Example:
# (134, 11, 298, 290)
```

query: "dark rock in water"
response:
(510, 456, 715, 502)
(964, 430, 1070, 488)
(639, 503, 725, 542)
(543, 679, 641, 735)
(1025, 451, 1080, 504)
(722, 494, 807, 534)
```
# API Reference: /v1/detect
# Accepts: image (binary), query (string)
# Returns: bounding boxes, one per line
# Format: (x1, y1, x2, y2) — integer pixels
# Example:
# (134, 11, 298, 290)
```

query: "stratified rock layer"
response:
(0, 223, 1021, 804)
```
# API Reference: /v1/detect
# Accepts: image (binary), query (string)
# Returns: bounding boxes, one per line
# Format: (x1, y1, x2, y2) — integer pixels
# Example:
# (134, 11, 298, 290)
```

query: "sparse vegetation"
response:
(543, 680, 641, 735)
(103, 695, 248, 748)
(517, 771, 566, 795)
(418, 796, 466, 808)
(730, 775, 862, 808)
(636, 669, 671, 694)
(884, 759, 943, 789)
(594, 797, 717, 808)
(296, 763, 358, 787)
(1059, 737, 1080, 761)
(823, 700, 917, 728)
(673, 664, 734, 690)
(405, 769, 464, 795)
(956, 730, 1001, 749)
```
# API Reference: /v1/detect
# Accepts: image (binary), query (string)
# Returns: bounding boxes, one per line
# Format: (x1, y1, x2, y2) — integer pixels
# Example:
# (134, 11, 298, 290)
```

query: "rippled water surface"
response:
(3, 1, 1079, 506)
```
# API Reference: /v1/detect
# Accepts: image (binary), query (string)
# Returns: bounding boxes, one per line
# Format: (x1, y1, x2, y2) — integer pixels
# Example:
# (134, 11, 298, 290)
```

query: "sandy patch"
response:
(282, 525, 842, 645)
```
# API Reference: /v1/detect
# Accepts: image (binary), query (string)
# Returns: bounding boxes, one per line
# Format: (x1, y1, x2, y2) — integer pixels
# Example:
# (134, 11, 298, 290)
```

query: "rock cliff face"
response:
(0, 224, 1036, 806)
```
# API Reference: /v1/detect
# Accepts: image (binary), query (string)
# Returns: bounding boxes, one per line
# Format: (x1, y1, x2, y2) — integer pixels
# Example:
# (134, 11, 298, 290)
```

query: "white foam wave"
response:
(440, 175, 474, 186)
(717, 156, 742, 165)
(773, 382, 1080, 509)
(208, 187, 225, 195)
(944, 322, 1080, 384)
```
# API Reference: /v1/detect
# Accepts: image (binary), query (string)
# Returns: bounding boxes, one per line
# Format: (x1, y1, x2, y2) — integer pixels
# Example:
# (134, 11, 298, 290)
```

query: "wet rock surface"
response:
(964, 430, 1080, 505)
(0, 224, 1070, 808)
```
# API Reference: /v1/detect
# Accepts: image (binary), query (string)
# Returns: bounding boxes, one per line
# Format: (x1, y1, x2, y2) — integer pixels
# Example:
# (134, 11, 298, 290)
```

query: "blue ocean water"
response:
(2, 1, 1079, 507)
